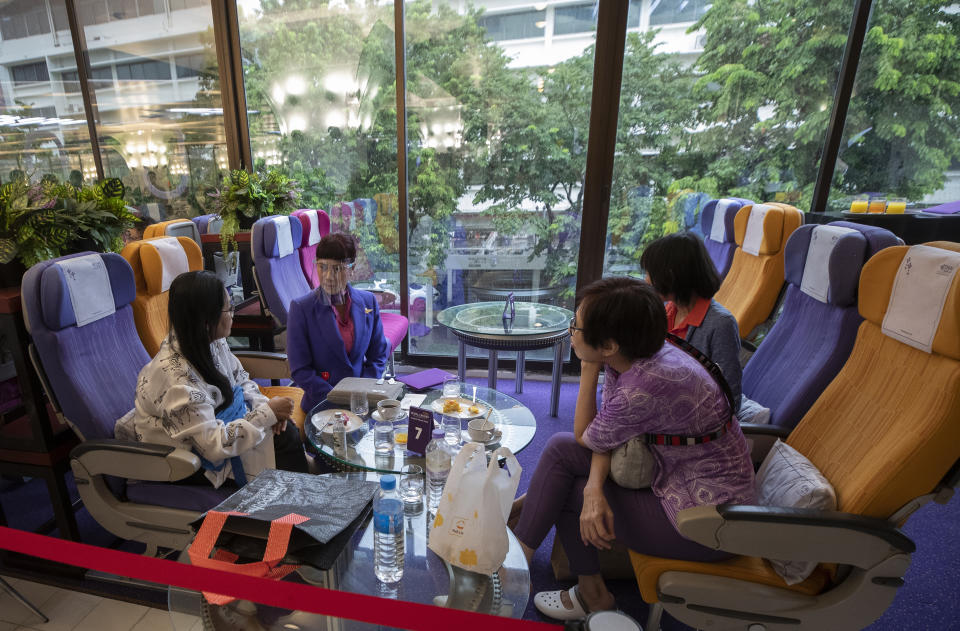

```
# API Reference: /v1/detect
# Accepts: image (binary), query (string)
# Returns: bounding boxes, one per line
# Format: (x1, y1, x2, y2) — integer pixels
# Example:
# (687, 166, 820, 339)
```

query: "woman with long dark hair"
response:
(118, 271, 307, 487)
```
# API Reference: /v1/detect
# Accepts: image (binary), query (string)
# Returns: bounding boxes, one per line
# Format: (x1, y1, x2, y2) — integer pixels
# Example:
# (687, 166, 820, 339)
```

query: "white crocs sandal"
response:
(534, 586, 589, 621)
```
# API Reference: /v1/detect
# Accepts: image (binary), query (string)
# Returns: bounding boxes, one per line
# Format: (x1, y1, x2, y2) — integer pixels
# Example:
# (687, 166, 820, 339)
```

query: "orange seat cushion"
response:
(715, 203, 802, 338)
(715, 249, 786, 338)
(629, 550, 831, 603)
(122, 236, 203, 356)
(260, 385, 306, 440)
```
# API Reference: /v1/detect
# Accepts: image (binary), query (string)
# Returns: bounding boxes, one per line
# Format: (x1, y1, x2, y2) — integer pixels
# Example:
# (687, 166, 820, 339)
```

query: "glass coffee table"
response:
(306, 384, 536, 474)
(168, 473, 530, 630)
(437, 301, 573, 416)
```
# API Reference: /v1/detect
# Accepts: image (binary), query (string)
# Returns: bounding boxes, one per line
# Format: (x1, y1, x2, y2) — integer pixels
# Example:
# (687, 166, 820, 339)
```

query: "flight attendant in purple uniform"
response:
(287, 233, 390, 414)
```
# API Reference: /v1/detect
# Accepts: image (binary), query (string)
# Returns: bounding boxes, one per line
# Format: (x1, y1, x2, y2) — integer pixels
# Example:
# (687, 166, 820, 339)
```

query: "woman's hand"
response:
(267, 397, 295, 422)
(580, 360, 604, 376)
(580, 486, 616, 550)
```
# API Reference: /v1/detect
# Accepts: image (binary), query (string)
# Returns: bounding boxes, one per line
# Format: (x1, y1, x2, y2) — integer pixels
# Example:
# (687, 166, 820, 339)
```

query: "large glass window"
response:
(554, 3, 597, 36)
(827, 0, 960, 213)
(0, 2, 97, 184)
(238, 1, 399, 288)
(604, 0, 854, 276)
(477, 9, 547, 42)
(0, 0, 52, 40)
(404, 1, 595, 357)
(650, 0, 709, 26)
(76, 0, 226, 219)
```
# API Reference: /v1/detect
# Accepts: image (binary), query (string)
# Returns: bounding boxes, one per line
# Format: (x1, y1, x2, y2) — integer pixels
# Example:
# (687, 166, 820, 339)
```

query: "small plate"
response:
(372, 409, 408, 424)
(311, 410, 365, 433)
(431, 397, 489, 419)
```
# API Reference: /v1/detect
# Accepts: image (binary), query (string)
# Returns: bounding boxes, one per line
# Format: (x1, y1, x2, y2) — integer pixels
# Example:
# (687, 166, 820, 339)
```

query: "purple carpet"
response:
(2, 376, 958, 629)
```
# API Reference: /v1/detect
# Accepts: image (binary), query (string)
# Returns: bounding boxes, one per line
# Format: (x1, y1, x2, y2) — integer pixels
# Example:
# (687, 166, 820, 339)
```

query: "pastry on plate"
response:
(442, 399, 462, 413)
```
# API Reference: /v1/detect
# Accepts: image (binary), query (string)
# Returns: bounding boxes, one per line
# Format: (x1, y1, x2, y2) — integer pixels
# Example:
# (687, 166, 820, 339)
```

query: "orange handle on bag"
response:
(188, 510, 310, 604)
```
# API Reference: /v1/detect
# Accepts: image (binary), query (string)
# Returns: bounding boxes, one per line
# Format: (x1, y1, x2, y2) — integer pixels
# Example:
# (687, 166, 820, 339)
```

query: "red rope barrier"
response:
(0, 526, 562, 631)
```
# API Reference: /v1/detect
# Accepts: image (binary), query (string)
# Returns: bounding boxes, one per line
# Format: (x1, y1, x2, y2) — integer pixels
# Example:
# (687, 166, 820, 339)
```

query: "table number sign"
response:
(406, 406, 435, 455)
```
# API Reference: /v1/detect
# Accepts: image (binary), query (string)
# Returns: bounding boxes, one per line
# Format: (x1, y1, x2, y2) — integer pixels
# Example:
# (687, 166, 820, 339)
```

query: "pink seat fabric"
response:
(291, 209, 330, 290)
(381, 312, 409, 353)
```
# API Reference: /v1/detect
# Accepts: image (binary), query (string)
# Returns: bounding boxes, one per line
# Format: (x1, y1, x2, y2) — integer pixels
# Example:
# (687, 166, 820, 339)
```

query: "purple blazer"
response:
(287, 285, 390, 413)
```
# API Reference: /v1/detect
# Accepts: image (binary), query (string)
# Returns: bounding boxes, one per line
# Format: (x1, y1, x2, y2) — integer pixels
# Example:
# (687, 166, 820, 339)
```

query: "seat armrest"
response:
(235, 351, 291, 380)
(741, 423, 791, 465)
(677, 504, 914, 568)
(71, 439, 200, 482)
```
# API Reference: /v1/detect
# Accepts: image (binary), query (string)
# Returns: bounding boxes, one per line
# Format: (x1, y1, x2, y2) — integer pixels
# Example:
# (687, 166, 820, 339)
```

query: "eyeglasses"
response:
(222, 306, 235, 316)
(569, 319, 584, 334)
(317, 261, 355, 274)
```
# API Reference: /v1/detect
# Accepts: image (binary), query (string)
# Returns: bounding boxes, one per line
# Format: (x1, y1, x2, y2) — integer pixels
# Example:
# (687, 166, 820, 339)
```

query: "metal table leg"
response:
(457, 340, 467, 383)
(515, 351, 525, 394)
(550, 340, 563, 417)
(488, 350, 498, 390)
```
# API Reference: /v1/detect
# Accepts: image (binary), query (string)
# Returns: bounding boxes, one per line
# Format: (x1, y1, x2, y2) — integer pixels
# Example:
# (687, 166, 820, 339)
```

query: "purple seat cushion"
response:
(252, 216, 312, 326)
(743, 222, 899, 429)
(704, 239, 737, 280)
(700, 197, 752, 279)
(743, 285, 863, 429)
(22, 253, 149, 441)
(126, 481, 234, 512)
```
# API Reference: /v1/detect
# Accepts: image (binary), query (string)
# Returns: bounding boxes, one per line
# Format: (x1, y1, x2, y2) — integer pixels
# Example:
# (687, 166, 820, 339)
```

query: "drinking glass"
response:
(351, 391, 369, 424)
(868, 197, 886, 214)
(442, 414, 461, 447)
(442, 375, 460, 400)
(399, 464, 424, 506)
(374, 419, 394, 454)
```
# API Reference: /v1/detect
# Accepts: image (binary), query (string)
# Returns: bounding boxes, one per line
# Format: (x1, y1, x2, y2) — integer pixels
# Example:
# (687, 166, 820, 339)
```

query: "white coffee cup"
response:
(377, 398, 402, 421)
(467, 418, 496, 442)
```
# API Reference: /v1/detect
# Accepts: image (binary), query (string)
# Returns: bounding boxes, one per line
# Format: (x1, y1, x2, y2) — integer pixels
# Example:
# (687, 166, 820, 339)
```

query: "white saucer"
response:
(466, 430, 502, 447)
(372, 409, 408, 423)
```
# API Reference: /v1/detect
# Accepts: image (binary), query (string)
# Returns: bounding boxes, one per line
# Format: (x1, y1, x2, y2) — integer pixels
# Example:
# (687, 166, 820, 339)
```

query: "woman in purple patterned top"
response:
(512, 277, 755, 621)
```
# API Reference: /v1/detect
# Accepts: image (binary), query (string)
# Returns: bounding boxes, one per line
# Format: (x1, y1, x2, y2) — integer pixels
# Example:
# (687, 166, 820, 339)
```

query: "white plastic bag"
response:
(428, 443, 522, 575)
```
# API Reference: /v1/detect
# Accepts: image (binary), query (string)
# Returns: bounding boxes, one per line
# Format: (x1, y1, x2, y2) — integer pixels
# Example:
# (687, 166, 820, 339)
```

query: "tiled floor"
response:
(0, 576, 200, 631)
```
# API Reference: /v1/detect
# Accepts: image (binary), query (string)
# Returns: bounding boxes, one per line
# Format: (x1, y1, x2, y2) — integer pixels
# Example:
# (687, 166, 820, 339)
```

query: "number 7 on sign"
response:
(406, 406, 434, 455)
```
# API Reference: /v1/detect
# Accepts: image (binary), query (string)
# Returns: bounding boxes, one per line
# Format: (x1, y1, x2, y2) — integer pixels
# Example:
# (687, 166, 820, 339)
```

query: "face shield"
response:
(316, 259, 354, 304)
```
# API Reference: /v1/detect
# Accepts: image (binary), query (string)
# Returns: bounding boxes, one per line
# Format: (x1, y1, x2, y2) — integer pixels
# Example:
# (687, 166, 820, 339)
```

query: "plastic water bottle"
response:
(373, 475, 404, 583)
(425, 429, 452, 514)
(332, 411, 347, 457)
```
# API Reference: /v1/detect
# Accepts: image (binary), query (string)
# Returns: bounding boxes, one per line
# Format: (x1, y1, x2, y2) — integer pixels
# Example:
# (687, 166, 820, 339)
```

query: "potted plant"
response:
(210, 168, 302, 255)
(0, 175, 136, 285)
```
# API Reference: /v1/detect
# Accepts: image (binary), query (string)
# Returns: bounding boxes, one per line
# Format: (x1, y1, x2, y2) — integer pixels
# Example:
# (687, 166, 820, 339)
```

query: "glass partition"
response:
(75, 0, 227, 220)
(0, 1, 97, 185)
(403, 0, 595, 358)
(603, 0, 854, 276)
(238, 0, 400, 283)
(827, 0, 960, 215)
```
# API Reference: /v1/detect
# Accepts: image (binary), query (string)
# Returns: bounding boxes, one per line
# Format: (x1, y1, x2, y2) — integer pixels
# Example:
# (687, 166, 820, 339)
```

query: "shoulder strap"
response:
(665, 332, 735, 413)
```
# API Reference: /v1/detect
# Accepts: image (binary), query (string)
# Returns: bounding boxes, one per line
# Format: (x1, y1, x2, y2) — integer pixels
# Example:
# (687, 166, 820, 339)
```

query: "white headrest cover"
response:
(742, 204, 773, 256)
(150, 237, 190, 292)
(881, 244, 960, 352)
(272, 216, 294, 258)
(57, 253, 115, 327)
(800, 225, 858, 303)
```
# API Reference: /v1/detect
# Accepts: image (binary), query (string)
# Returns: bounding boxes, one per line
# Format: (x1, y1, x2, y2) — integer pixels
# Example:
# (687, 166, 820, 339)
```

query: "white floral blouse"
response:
(115, 335, 278, 488)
